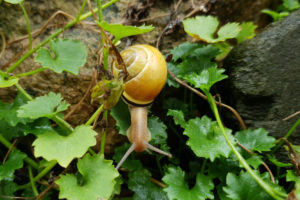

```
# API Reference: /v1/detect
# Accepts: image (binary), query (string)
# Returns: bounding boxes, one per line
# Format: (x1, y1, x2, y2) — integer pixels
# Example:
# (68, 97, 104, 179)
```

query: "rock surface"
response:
(223, 9, 300, 144)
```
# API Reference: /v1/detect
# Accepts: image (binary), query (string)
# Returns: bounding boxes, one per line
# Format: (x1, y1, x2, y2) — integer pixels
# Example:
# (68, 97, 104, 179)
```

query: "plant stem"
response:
(85, 104, 104, 126)
(100, 130, 106, 155)
(96, 0, 103, 21)
(272, 117, 300, 153)
(18, 160, 57, 190)
(15, 68, 46, 78)
(205, 91, 287, 200)
(0, 134, 39, 169)
(76, 0, 88, 21)
(15, 83, 33, 100)
(52, 115, 74, 132)
(6, 0, 119, 73)
(19, 2, 32, 50)
(28, 166, 39, 196)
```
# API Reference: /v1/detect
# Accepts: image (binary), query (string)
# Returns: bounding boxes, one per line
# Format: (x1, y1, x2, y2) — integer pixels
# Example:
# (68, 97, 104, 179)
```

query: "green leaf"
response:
(267, 154, 292, 167)
(35, 39, 87, 74)
(170, 42, 203, 62)
(57, 154, 119, 200)
(184, 116, 233, 161)
(33, 125, 97, 167)
(183, 16, 241, 43)
(261, 9, 290, 21)
(236, 22, 257, 44)
(110, 100, 130, 135)
(286, 170, 299, 182)
(17, 92, 70, 119)
(0, 121, 24, 140)
(100, 21, 154, 42)
(245, 155, 263, 169)
(4, 0, 23, 4)
(128, 169, 168, 200)
(167, 109, 186, 128)
(208, 157, 240, 181)
(235, 128, 276, 153)
(223, 171, 283, 200)
(0, 151, 26, 181)
(283, 0, 300, 10)
(0, 92, 32, 126)
(113, 143, 143, 171)
(0, 180, 18, 196)
(22, 118, 55, 136)
(148, 116, 167, 146)
(0, 75, 18, 88)
(217, 22, 241, 41)
(184, 67, 228, 92)
(163, 167, 214, 200)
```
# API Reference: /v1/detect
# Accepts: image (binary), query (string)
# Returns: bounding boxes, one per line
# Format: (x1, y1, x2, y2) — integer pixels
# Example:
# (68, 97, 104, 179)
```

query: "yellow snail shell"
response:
(113, 44, 167, 105)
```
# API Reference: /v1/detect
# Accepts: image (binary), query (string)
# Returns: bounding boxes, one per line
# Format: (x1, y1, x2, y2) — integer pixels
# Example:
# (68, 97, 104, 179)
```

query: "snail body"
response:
(114, 45, 171, 169)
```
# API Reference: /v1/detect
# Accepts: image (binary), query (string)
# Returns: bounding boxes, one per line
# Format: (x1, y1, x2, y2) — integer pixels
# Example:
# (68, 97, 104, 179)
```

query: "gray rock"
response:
(224, 9, 300, 145)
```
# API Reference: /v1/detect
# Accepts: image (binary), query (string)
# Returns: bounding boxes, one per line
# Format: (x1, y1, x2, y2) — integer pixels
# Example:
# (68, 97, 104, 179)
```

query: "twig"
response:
(3, 139, 18, 163)
(139, 13, 170, 23)
(283, 110, 300, 121)
(167, 69, 247, 130)
(183, 0, 211, 19)
(87, 0, 98, 21)
(150, 177, 166, 188)
(0, 32, 6, 60)
(237, 142, 275, 183)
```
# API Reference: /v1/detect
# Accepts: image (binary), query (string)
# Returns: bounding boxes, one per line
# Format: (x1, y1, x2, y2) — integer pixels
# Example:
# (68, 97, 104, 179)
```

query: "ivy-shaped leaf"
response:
(184, 116, 233, 161)
(57, 154, 119, 200)
(223, 171, 285, 200)
(170, 42, 203, 62)
(183, 16, 241, 43)
(0, 92, 32, 126)
(17, 92, 70, 119)
(128, 169, 168, 200)
(286, 170, 299, 182)
(236, 22, 257, 44)
(163, 167, 214, 200)
(100, 21, 154, 42)
(148, 116, 167, 146)
(167, 109, 186, 128)
(35, 39, 87, 74)
(184, 67, 228, 92)
(110, 100, 130, 135)
(0, 180, 18, 197)
(235, 128, 276, 153)
(0, 151, 26, 181)
(33, 125, 97, 167)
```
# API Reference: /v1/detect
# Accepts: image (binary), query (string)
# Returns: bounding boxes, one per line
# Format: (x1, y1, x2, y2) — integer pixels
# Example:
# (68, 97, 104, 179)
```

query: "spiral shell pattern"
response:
(114, 44, 167, 105)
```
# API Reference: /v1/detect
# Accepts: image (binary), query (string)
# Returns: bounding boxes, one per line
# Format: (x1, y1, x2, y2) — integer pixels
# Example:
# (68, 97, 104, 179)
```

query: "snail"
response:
(114, 44, 172, 170)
